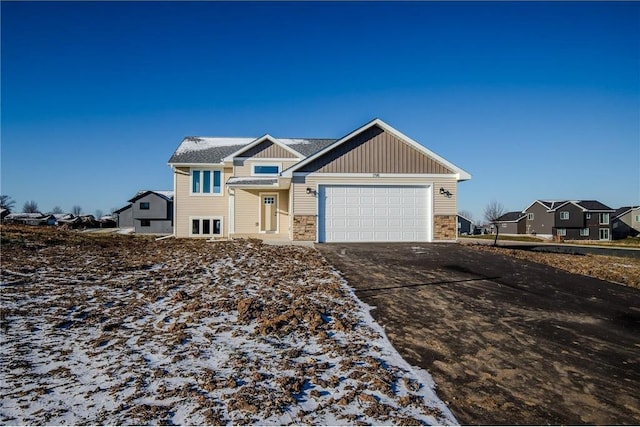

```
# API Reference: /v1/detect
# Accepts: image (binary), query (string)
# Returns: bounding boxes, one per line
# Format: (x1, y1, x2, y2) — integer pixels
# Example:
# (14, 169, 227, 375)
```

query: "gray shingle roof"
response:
(575, 200, 614, 211)
(167, 136, 336, 164)
(496, 211, 526, 222)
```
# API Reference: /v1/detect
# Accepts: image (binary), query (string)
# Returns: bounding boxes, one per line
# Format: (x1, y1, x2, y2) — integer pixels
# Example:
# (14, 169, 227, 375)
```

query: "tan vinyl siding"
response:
(233, 189, 290, 236)
(238, 141, 298, 158)
(233, 159, 299, 176)
(234, 189, 260, 234)
(292, 175, 458, 216)
(299, 126, 454, 174)
(432, 176, 458, 215)
(174, 166, 231, 237)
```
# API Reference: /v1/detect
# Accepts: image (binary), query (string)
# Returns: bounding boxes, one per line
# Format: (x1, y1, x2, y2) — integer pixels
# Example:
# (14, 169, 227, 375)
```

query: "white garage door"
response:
(318, 185, 431, 242)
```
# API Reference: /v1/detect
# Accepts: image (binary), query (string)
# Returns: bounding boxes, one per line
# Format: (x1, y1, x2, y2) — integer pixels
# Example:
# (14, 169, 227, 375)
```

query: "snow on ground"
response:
(0, 227, 456, 425)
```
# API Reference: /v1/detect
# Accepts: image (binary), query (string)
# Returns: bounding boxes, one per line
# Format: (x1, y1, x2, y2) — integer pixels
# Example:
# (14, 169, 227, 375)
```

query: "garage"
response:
(317, 184, 431, 242)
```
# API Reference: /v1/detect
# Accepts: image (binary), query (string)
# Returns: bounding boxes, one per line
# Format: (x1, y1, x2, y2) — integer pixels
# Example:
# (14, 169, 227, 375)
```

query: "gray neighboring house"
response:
(522, 200, 566, 237)
(550, 200, 614, 241)
(457, 214, 475, 235)
(494, 211, 526, 235)
(612, 206, 640, 240)
(115, 190, 174, 234)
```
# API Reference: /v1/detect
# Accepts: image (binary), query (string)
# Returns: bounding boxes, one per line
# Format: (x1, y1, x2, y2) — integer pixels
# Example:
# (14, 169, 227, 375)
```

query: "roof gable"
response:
(128, 190, 174, 203)
(223, 135, 303, 161)
(551, 200, 614, 212)
(282, 118, 471, 180)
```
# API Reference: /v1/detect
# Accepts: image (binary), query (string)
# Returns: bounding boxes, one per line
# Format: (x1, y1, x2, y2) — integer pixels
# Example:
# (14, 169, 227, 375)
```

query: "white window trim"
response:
(580, 228, 589, 236)
(527, 213, 534, 220)
(251, 162, 282, 176)
(560, 211, 569, 220)
(599, 228, 610, 240)
(190, 168, 224, 196)
(599, 213, 610, 225)
(635, 214, 640, 222)
(189, 216, 223, 237)
(557, 228, 567, 236)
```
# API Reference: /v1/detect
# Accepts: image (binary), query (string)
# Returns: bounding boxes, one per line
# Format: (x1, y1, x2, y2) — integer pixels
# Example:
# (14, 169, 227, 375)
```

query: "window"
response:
(557, 228, 566, 236)
(599, 213, 610, 225)
(191, 169, 222, 195)
(502, 223, 507, 228)
(586, 213, 591, 220)
(252, 164, 280, 176)
(140, 202, 150, 210)
(635, 215, 640, 223)
(560, 211, 569, 220)
(580, 228, 589, 236)
(190, 217, 222, 237)
(141, 219, 151, 227)
(599, 228, 610, 240)
(527, 213, 534, 220)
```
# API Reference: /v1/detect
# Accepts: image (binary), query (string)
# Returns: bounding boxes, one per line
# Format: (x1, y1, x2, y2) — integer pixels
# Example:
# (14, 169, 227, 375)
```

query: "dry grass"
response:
(473, 244, 640, 289)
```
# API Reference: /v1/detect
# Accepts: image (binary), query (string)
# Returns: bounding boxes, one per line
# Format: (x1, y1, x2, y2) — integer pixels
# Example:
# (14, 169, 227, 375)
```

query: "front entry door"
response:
(260, 194, 278, 232)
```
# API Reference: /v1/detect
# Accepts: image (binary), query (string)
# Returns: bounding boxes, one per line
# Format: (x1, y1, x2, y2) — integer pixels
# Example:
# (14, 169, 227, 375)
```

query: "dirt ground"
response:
(318, 243, 640, 425)
(0, 226, 454, 425)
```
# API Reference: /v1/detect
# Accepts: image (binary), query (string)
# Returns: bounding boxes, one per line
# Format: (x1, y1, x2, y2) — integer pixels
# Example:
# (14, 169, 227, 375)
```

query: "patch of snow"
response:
(175, 137, 256, 154)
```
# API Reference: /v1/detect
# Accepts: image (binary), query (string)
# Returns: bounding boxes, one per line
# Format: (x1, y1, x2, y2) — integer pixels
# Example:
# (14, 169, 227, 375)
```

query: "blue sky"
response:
(2, 1, 638, 221)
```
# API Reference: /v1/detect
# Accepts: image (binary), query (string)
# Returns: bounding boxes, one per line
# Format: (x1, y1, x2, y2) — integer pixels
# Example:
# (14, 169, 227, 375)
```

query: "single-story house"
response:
(457, 214, 475, 235)
(494, 211, 527, 235)
(167, 118, 471, 242)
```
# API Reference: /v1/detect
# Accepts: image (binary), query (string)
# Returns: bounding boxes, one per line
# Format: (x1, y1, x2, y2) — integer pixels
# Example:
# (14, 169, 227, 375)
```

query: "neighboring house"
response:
(115, 190, 174, 234)
(612, 206, 640, 240)
(549, 200, 615, 241)
(522, 200, 566, 238)
(494, 211, 526, 235)
(457, 214, 475, 235)
(3, 213, 56, 226)
(167, 118, 471, 242)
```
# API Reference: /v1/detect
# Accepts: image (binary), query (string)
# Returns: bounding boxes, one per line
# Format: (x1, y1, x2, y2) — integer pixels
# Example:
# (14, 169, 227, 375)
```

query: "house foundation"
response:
(293, 215, 316, 241)
(434, 215, 457, 240)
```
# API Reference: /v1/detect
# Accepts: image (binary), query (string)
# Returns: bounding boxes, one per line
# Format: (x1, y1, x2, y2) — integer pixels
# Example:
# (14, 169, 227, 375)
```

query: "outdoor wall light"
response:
(306, 187, 317, 196)
(439, 187, 453, 198)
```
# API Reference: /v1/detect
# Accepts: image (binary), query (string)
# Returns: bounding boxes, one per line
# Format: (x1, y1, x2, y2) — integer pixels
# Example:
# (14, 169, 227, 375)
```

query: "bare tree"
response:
(72, 205, 82, 216)
(51, 206, 63, 214)
(23, 200, 39, 213)
(0, 195, 16, 212)
(484, 200, 507, 246)
(95, 209, 104, 219)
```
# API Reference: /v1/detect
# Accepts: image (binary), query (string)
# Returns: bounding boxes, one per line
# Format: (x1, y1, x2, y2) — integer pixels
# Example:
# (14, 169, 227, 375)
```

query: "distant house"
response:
(114, 190, 174, 234)
(494, 211, 526, 235)
(612, 206, 640, 240)
(457, 214, 475, 235)
(522, 200, 566, 238)
(3, 213, 56, 226)
(550, 200, 614, 241)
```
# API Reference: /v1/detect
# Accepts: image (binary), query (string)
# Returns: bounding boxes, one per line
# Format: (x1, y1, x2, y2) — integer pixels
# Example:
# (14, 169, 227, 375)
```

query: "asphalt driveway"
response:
(317, 243, 640, 425)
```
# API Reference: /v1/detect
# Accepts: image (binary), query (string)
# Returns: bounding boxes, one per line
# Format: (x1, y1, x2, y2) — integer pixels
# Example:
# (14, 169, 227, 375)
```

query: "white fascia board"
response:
(282, 118, 472, 181)
(168, 162, 225, 168)
(222, 134, 304, 162)
(292, 172, 460, 179)
(522, 199, 552, 213)
(551, 201, 585, 212)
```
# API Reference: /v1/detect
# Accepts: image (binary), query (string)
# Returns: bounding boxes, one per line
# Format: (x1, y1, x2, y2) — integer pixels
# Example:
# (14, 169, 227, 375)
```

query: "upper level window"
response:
(560, 211, 569, 220)
(599, 213, 610, 225)
(191, 169, 222, 195)
(527, 213, 534, 220)
(140, 202, 150, 210)
(635, 215, 640, 223)
(252, 164, 280, 176)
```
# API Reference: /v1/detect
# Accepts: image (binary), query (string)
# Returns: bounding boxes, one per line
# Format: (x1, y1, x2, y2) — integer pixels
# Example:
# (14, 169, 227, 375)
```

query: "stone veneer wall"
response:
(434, 215, 457, 240)
(293, 215, 316, 241)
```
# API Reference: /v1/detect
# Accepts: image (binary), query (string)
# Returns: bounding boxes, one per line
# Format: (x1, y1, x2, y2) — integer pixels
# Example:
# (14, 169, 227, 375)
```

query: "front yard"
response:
(0, 226, 454, 425)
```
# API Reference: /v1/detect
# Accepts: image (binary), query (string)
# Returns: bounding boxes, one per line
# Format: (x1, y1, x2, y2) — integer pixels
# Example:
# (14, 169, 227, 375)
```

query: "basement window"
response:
(190, 217, 222, 237)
